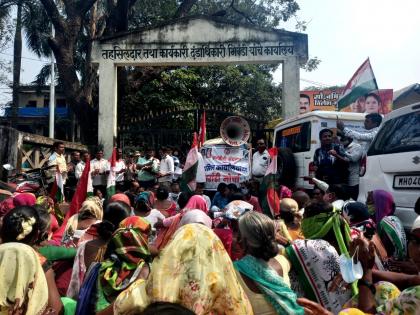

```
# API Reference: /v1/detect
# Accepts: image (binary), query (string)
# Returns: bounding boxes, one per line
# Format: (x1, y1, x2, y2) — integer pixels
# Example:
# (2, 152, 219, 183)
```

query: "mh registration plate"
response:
(393, 175, 420, 189)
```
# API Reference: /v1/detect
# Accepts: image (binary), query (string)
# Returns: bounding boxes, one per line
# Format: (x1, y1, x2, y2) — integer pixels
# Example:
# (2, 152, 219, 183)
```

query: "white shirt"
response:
(75, 161, 86, 179)
(158, 155, 174, 183)
(115, 159, 127, 182)
(343, 142, 363, 186)
(343, 126, 379, 155)
(90, 158, 110, 186)
(143, 209, 165, 227)
(252, 150, 269, 177)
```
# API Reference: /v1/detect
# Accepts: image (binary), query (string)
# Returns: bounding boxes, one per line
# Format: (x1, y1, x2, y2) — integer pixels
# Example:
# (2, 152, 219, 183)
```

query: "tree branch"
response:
(77, 0, 98, 15)
(38, 0, 66, 32)
(173, 0, 197, 19)
(229, 0, 254, 24)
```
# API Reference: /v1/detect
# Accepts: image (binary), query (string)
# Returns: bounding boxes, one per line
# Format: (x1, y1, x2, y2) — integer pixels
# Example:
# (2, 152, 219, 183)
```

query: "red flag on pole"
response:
(52, 158, 91, 241)
(198, 110, 206, 148)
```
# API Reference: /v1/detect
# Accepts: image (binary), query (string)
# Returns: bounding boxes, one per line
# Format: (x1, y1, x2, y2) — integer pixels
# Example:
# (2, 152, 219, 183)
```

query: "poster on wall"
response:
(299, 89, 393, 114)
(200, 145, 251, 190)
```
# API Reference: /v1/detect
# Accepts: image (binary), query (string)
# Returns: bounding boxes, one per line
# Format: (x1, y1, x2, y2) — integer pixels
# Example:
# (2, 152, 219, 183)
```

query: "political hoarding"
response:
(299, 88, 393, 114)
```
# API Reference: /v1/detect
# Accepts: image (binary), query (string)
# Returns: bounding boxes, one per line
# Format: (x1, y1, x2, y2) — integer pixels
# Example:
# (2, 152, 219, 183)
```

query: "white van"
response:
(358, 103, 420, 229)
(273, 111, 366, 190)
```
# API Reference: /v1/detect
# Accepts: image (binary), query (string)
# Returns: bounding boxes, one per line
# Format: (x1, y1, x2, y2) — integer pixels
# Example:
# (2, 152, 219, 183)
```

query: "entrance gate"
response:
(92, 16, 308, 155)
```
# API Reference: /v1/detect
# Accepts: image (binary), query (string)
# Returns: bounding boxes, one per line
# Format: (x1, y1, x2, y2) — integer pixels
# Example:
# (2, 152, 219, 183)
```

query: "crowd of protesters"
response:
(0, 127, 419, 315)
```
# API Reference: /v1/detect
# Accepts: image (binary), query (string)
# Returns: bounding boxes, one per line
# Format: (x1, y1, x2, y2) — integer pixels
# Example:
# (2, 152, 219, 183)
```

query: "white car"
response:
(358, 102, 420, 229)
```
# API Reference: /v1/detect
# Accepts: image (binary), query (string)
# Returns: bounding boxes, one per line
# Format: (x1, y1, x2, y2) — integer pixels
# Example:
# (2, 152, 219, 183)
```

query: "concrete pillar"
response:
(98, 63, 118, 157)
(282, 57, 300, 119)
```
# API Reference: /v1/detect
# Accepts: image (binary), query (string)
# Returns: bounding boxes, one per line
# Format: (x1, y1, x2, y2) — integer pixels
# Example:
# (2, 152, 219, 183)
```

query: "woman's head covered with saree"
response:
(301, 201, 351, 257)
(13, 193, 36, 207)
(113, 223, 253, 315)
(97, 225, 152, 311)
(0, 242, 48, 314)
(369, 190, 395, 223)
(377, 215, 407, 260)
(183, 195, 208, 213)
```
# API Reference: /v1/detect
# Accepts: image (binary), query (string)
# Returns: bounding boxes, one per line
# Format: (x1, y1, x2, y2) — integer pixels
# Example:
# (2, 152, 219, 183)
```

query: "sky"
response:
(1, 0, 419, 104)
(273, 0, 420, 90)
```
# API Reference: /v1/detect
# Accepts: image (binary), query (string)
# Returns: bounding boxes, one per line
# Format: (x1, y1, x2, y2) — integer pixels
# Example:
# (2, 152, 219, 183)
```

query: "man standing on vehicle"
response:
(337, 113, 382, 155)
(48, 141, 68, 184)
(313, 129, 347, 185)
(252, 139, 269, 183)
(328, 135, 363, 200)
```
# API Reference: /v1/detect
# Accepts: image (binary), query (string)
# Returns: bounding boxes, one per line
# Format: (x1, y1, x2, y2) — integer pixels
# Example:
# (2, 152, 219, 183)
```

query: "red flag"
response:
(198, 110, 206, 148)
(52, 158, 91, 241)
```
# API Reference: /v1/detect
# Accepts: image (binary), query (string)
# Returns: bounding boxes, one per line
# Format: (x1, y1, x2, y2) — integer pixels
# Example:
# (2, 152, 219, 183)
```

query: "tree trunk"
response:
(11, 0, 22, 128)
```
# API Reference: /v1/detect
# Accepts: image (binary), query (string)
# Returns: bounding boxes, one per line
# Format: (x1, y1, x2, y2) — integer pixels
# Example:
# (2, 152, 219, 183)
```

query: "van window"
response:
(368, 111, 420, 155)
(275, 122, 311, 153)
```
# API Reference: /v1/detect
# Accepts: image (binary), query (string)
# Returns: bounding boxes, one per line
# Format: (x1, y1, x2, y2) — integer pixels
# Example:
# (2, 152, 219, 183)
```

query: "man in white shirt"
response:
(158, 147, 174, 189)
(329, 135, 363, 200)
(90, 149, 110, 197)
(337, 113, 383, 155)
(48, 141, 68, 183)
(252, 139, 269, 183)
(75, 151, 90, 179)
(115, 148, 127, 192)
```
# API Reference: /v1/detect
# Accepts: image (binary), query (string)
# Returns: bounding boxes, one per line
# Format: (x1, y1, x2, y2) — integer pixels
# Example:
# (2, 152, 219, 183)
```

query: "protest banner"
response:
(200, 145, 251, 190)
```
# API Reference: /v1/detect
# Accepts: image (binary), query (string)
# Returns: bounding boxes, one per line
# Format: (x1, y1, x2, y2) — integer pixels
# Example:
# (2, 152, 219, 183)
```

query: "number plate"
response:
(393, 175, 420, 189)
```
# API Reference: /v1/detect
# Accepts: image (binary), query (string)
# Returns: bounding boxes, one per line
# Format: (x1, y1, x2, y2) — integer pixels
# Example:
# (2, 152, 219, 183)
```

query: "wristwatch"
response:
(357, 279, 376, 295)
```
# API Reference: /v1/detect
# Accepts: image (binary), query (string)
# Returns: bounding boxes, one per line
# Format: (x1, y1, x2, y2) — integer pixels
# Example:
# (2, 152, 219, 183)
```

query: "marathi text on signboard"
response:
(300, 88, 393, 114)
(200, 145, 251, 190)
(101, 42, 294, 61)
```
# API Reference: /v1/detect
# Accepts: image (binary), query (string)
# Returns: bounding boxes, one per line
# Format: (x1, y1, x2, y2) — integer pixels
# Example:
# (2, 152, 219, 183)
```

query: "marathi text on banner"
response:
(200, 145, 251, 190)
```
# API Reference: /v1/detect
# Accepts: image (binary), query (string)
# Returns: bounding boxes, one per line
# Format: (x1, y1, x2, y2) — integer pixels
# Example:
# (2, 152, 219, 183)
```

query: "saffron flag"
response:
(52, 157, 91, 241)
(106, 147, 117, 199)
(198, 110, 206, 148)
(337, 58, 378, 110)
(260, 148, 280, 218)
(180, 133, 199, 193)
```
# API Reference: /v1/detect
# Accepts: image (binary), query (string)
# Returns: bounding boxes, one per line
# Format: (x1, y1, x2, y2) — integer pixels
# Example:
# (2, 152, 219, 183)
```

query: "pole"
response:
(49, 24, 55, 139)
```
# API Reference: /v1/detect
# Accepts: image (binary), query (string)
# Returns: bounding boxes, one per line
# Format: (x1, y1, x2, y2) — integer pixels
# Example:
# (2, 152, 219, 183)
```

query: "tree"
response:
(0, 4, 12, 87)
(21, 0, 317, 144)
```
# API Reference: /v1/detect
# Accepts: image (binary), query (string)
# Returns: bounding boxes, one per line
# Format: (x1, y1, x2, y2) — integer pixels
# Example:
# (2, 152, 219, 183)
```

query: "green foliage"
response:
(121, 64, 282, 131)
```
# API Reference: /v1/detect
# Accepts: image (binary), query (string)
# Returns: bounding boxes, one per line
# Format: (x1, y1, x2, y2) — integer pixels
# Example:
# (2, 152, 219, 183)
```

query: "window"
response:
(26, 100, 37, 107)
(368, 111, 420, 155)
(275, 122, 311, 153)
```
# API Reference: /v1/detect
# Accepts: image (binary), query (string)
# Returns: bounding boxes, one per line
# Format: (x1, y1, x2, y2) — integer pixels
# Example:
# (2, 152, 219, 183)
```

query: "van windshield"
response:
(368, 111, 420, 155)
(275, 122, 311, 153)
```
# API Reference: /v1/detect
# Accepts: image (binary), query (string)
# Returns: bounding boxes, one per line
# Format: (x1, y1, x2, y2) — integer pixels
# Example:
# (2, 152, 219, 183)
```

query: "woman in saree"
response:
(0, 207, 64, 314)
(340, 235, 420, 315)
(154, 194, 209, 249)
(234, 211, 305, 315)
(61, 198, 104, 246)
(0, 242, 50, 314)
(113, 223, 253, 315)
(66, 201, 131, 300)
(342, 201, 388, 269)
(76, 217, 152, 315)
